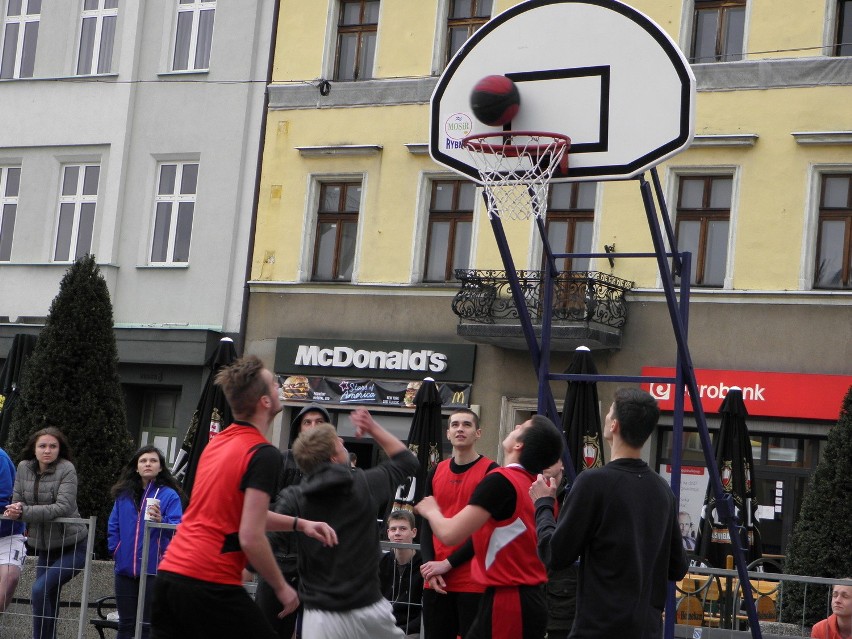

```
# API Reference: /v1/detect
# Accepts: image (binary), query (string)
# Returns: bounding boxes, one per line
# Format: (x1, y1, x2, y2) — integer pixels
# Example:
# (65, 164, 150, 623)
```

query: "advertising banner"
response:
(279, 375, 471, 409)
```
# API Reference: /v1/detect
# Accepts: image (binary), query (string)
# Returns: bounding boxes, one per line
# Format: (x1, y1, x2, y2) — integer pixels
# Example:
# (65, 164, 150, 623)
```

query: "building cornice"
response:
(791, 131, 852, 145)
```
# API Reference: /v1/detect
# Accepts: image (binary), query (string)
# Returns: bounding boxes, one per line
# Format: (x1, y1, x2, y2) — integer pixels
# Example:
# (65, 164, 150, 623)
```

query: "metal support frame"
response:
(481, 167, 763, 639)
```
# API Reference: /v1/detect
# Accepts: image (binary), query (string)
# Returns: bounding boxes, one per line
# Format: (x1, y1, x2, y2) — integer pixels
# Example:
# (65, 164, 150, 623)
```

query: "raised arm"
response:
(415, 498, 490, 548)
(350, 408, 407, 457)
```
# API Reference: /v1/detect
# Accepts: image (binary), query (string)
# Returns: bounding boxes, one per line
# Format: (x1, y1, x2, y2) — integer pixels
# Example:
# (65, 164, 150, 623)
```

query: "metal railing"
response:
(451, 269, 634, 327)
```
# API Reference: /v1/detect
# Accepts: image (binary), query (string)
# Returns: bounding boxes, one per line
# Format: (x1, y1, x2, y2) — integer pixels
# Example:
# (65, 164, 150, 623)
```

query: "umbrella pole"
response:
(639, 175, 763, 639)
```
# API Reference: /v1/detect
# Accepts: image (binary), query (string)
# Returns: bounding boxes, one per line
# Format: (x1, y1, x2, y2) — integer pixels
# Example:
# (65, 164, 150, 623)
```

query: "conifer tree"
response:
(8, 255, 135, 556)
(780, 384, 852, 628)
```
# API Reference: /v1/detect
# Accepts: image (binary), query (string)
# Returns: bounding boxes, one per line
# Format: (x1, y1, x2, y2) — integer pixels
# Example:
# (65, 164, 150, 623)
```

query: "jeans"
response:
(32, 540, 87, 639)
(115, 573, 155, 639)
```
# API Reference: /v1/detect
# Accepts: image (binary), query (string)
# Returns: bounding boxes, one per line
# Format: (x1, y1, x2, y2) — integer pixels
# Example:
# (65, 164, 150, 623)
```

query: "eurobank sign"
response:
(275, 338, 476, 382)
(641, 367, 852, 421)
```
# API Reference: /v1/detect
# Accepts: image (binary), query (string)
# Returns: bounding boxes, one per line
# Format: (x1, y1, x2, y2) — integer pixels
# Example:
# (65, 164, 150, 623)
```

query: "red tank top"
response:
(159, 424, 269, 585)
(471, 466, 548, 587)
(429, 456, 494, 592)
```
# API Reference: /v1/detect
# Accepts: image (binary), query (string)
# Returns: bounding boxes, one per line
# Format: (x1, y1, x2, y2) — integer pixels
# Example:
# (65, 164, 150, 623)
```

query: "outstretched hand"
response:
(350, 407, 379, 438)
(302, 520, 338, 547)
(529, 473, 557, 502)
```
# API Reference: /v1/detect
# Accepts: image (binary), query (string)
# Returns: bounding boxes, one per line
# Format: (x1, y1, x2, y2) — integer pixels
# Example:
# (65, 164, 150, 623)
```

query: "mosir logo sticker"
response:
(445, 113, 472, 142)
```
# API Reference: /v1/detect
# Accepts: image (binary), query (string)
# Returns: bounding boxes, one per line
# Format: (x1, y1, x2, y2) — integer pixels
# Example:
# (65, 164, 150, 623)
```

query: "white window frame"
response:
(0, 0, 40, 79)
(54, 163, 100, 263)
(0, 166, 21, 261)
(300, 173, 366, 283)
(76, 0, 118, 76)
(662, 166, 739, 290)
(431, 0, 495, 75)
(149, 161, 198, 265)
(800, 165, 851, 290)
(171, 0, 216, 72)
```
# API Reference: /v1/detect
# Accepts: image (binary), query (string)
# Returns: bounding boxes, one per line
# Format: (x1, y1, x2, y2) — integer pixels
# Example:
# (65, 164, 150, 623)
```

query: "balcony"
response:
(451, 269, 634, 351)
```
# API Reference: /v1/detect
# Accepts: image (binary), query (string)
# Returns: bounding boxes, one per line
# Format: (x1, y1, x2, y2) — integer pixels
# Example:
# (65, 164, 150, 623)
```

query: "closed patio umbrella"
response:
(562, 346, 605, 479)
(172, 336, 238, 499)
(0, 333, 37, 447)
(695, 387, 762, 567)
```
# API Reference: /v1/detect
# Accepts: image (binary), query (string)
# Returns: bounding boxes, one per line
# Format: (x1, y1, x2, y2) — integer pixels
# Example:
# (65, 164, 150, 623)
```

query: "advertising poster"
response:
(659, 464, 709, 552)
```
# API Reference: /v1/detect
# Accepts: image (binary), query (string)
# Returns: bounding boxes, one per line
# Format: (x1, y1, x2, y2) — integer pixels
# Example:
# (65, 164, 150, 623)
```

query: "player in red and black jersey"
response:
(417, 415, 563, 639)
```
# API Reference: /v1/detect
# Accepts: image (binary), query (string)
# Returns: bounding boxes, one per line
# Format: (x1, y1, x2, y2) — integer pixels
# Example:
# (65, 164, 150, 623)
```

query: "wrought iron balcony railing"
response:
(451, 269, 634, 328)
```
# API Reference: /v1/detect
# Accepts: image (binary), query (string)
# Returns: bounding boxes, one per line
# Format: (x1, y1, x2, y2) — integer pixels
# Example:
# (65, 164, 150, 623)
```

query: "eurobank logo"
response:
(276, 338, 476, 383)
(642, 367, 852, 421)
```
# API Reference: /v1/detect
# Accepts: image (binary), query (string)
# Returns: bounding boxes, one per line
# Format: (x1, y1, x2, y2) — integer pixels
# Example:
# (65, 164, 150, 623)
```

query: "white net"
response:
(463, 132, 570, 221)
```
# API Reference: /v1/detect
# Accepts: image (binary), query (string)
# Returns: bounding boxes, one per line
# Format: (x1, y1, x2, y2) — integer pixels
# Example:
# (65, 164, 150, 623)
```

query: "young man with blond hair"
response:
(274, 408, 418, 639)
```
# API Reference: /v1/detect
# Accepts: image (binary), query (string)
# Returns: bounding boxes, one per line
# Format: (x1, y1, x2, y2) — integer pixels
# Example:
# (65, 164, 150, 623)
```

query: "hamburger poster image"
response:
(280, 375, 470, 408)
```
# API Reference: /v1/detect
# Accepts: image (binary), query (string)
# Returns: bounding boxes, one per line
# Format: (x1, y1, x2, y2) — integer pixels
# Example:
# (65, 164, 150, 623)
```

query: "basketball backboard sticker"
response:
(430, 0, 696, 183)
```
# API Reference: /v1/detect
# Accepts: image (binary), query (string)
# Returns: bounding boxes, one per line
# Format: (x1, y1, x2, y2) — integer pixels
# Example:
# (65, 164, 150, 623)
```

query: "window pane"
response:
(159, 165, 177, 195)
(549, 183, 572, 209)
(77, 16, 96, 75)
(432, 183, 455, 211)
(704, 219, 729, 286)
(709, 178, 732, 209)
(693, 10, 718, 62)
(364, 1, 380, 23)
(26, 0, 40, 13)
(173, 11, 192, 70)
(342, 2, 361, 25)
(5, 168, 20, 196)
(174, 202, 193, 262)
(83, 165, 100, 195)
(572, 219, 593, 271)
(576, 182, 596, 209)
(338, 222, 357, 280)
(452, 220, 472, 272)
(1, 24, 19, 79)
(336, 33, 357, 81)
(97, 14, 117, 74)
(680, 178, 704, 208)
(547, 220, 569, 254)
(723, 7, 745, 62)
(321, 185, 341, 212)
(458, 182, 476, 209)
(63, 166, 80, 196)
(7, 0, 22, 16)
(83, 0, 98, 9)
(823, 175, 850, 208)
(194, 9, 214, 69)
(180, 163, 198, 194)
(55, 203, 75, 261)
(477, 0, 493, 17)
(0, 204, 16, 261)
(425, 221, 450, 281)
(75, 202, 95, 258)
(360, 32, 376, 79)
(314, 223, 337, 279)
(451, 0, 473, 19)
(449, 27, 469, 58)
(815, 220, 845, 287)
(151, 202, 172, 262)
(344, 185, 361, 211)
(105, 0, 118, 8)
(20, 20, 37, 78)
(677, 220, 701, 284)
(839, 0, 852, 56)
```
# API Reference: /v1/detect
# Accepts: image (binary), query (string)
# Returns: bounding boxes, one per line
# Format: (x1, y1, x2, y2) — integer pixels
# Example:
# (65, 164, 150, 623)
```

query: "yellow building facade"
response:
(248, 0, 852, 556)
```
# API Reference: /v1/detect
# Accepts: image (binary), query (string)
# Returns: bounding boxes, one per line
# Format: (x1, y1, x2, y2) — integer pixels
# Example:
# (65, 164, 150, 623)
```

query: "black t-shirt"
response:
(469, 471, 516, 521)
(240, 443, 281, 497)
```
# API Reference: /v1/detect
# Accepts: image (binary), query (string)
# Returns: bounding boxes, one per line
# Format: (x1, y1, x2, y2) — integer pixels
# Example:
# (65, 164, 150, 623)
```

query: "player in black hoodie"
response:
(274, 408, 418, 639)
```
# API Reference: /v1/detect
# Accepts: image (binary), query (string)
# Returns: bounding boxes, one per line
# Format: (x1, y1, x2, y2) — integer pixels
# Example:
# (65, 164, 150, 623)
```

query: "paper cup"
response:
(144, 497, 160, 521)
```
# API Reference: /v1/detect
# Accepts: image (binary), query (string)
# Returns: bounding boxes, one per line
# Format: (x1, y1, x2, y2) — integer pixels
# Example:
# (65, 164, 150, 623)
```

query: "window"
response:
(54, 164, 99, 262)
(814, 173, 852, 289)
(0, 167, 20, 261)
(172, 0, 215, 71)
(544, 182, 596, 272)
(674, 175, 732, 287)
(140, 389, 179, 462)
(76, 0, 118, 75)
(151, 162, 197, 264)
(312, 182, 360, 281)
(837, 1, 852, 56)
(446, 0, 492, 65)
(425, 179, 475, 282)
(0, 0, 40, 79)
(334, 0, 379, 81)
(690, 0, 745, 63)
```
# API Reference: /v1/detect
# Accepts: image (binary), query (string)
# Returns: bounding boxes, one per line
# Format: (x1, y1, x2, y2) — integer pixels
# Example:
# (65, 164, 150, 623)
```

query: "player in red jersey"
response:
(417, 415, 563, 639)
(151, 356, 337, 639)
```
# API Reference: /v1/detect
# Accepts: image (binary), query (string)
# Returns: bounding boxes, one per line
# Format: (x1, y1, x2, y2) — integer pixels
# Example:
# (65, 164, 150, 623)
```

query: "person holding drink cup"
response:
(108, 445, 184, 639)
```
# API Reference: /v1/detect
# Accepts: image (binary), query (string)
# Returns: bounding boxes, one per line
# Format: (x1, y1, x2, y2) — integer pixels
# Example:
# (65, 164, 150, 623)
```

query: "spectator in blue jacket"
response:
(108, 446, 183, 639)
(0, 446, 26, 613)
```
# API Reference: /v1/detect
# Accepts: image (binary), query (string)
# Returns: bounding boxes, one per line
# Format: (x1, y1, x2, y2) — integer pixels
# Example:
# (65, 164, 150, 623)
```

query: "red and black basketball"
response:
(470, 75, 521, 126)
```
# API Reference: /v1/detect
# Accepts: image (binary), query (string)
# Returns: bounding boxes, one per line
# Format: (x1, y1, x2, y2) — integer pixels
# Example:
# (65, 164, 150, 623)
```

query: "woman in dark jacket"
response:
(108, 445, 183, 639)
(3, 427, 87, 639)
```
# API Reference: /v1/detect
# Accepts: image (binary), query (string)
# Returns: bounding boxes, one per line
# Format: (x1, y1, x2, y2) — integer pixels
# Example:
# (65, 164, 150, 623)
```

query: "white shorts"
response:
(302, 599, 404, 639)
(0, 534, 26, 568)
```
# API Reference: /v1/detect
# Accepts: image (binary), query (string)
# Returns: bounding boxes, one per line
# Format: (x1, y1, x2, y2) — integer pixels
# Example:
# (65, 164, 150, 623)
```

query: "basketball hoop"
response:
(462, 131, 571, 221)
